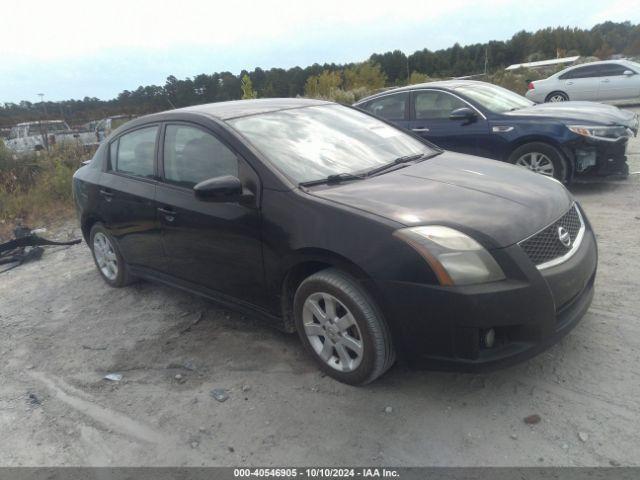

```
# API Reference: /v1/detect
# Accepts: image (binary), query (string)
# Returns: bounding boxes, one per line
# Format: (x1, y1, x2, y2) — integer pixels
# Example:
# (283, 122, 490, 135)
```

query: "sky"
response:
(1, 0, 639, 103)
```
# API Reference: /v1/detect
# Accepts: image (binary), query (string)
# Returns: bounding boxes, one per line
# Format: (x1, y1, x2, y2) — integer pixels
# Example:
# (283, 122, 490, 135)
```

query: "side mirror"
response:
(623, 70, 635, 76)
(193, 175, 252, 203)
(449, 107, 477, 123)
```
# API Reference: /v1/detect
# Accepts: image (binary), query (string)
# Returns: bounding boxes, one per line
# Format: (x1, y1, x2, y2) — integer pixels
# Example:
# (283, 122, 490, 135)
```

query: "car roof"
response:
(561, 59, 635, 70)
(355, 79, 488, 103)
(16, 120, 66, 126)
(165, 98, 333, 121)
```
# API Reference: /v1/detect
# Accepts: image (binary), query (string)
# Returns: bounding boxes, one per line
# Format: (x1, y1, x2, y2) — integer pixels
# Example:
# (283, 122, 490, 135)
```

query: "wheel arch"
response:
(503, 136, 574, 180)
(545, 90, 569, 102)
(279, 248, 379, 333)
(81, 214, 104, 244)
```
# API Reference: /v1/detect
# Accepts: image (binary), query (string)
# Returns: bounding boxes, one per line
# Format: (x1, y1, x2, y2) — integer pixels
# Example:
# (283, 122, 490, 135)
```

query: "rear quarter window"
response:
(111, 126, 158, 178)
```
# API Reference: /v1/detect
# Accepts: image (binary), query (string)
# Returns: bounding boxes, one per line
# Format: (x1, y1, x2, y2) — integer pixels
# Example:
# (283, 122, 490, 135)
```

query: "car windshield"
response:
(625, 60, 640, 71)
(228, 104, 434, 184)
(454, 83, 534, 113)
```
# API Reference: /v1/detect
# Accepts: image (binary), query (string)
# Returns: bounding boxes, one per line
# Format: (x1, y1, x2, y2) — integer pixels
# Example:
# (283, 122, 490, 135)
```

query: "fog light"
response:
(482, 328, 496, 349)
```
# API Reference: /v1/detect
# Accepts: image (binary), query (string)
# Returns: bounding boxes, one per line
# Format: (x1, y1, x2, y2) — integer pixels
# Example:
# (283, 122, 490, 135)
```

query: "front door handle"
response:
(158, 207, 177, 222)
(412, 127, 430, 132)
(601, 78, 610, 83)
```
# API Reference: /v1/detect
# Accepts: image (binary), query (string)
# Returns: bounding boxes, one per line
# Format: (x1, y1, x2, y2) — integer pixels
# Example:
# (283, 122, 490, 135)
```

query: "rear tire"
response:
(293, 268, 395, 385)
(89, 223, 135, 287)
(508, 142, 569, 183)
(545, 91, 568, 102)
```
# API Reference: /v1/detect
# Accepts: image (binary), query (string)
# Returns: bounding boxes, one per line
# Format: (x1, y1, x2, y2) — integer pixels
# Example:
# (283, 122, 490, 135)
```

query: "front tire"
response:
(89, 223, 134, 287)
(545, 91, 568, 102)
(294, 268, 395, 385)
(508, 142, 569, 183)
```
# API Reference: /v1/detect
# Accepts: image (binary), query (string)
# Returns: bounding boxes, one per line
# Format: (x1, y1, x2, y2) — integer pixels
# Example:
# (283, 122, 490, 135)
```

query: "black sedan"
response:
(73, 99, 597, 384)
(355, 80, 638, 183)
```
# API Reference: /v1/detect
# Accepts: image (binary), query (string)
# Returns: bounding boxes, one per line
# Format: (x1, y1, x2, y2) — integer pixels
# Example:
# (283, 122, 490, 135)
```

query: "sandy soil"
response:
(1, 108, 639, 467)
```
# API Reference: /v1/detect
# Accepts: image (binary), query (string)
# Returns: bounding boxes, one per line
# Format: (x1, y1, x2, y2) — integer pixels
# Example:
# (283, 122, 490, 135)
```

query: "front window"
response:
(45, 122, 68, 132)
(598, 63, 632, 76)
(163, 124, 238, 188)
(454, 83, 533, 113)
(28, 124, 44, 136)
(228, 104, 434, 184)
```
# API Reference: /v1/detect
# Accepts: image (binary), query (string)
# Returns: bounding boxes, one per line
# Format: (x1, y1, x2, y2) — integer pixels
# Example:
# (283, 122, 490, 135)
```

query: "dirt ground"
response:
(1, 108, 639, 467)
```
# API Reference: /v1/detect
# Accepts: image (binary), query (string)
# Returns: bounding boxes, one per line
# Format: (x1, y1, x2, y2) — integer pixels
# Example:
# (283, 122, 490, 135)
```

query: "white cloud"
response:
(2, 0, 511, 59)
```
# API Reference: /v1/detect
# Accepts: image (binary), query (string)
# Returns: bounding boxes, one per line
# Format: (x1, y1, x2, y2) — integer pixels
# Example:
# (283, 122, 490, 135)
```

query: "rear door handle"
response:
(566, 81, 574, 85)
(601, 78, 610, 83)
(158, 207, 177, 222)
(412, 127, 430, 132)
(99, 188, 114, 201)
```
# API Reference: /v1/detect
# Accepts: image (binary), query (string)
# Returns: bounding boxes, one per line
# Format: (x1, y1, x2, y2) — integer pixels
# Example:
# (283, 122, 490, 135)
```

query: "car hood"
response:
(309, 152, 574, 248)
(505, 101, 638, 129)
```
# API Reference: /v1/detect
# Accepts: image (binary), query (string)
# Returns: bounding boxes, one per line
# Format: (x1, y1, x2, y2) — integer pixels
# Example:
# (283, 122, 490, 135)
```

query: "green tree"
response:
(594, 42, 614, 59)
(241, 74, 257, 99)
(304, 70, 342, 99)
(343, 62, 386, 90)
(408, 72, 430, 85)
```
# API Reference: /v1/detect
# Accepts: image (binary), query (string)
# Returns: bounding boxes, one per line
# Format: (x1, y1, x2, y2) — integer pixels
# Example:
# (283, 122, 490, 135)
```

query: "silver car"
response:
(526, 59, 640, 104)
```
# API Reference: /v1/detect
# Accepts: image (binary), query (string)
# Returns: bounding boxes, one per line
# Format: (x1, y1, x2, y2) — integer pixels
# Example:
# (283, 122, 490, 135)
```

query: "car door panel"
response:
(564, 77, 600, 101)
(597, 64, 640, 101)
(559, 65, 601, 101)
(408, 90, 493, 157)
(99, 127, 165, 271)
(157, 123, 266, 308)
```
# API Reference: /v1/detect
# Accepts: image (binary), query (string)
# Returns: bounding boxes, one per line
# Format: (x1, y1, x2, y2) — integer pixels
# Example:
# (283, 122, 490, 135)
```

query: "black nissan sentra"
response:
(73, 98, 597, 385)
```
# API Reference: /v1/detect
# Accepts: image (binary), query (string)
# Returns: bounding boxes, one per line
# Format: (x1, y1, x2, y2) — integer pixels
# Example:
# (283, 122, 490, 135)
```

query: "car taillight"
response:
(527, 82, 535, 90)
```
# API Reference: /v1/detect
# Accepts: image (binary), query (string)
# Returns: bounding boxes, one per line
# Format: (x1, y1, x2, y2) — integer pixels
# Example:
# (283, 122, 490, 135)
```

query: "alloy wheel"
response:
(515, 152, 555, 177)
(549, 94, 566, 102)
(302, 292, 364, 372)
(93, 232, 118, 281)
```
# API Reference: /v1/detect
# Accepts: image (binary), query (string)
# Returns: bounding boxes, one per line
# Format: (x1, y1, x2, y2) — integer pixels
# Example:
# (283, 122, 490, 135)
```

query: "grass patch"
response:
(0, 142, 93, 240)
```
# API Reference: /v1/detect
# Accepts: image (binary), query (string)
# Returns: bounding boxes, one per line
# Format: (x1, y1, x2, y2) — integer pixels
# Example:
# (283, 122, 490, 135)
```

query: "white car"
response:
(526, 59, 640, 104)
(5, 120, 96, 154)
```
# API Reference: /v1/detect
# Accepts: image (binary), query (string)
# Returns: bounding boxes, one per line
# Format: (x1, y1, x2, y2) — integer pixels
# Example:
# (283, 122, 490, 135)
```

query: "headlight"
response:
(393, 226, 505, 286)
(568, 125, 633, 142)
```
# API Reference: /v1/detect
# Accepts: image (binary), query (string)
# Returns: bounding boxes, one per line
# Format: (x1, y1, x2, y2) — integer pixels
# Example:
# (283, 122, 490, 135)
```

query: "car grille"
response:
(519, 205, 584, 268)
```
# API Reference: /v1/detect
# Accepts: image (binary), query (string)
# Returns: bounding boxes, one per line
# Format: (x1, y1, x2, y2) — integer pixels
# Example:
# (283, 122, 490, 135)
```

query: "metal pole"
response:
(37, 93, 49, 151)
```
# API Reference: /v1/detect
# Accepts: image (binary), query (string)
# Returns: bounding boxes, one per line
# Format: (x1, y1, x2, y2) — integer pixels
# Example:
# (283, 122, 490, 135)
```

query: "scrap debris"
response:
(0, 225, 81, 273)
(180, 311, 204, 333)
(210, 388, 229, 402)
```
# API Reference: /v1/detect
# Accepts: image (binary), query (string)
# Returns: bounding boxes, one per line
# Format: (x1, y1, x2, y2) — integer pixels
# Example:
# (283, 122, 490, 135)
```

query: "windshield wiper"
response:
(366, 152, 439, 177)
(299, 172, 366, 187)
(298, 151, 441, 187)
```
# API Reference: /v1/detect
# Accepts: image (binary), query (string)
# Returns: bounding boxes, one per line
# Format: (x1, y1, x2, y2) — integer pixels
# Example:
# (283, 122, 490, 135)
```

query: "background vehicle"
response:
(526, 59, 640, 103)
(95, 114, 135, 142)
(355, 80, 638, 182)
(5, 120, 96, 154)
(74, 99, 596, 385)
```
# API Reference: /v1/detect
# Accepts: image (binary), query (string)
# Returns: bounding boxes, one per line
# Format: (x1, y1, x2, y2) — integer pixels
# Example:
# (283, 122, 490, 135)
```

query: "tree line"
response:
(1, 21, 639, 128)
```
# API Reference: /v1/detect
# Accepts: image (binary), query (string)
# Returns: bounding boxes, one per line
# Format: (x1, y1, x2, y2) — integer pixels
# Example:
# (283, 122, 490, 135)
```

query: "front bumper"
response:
(565, 134, 633, 178)
(375, 225, 597, 372)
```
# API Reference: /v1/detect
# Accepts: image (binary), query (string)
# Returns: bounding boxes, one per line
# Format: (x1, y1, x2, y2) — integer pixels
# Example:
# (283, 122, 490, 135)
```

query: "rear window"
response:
(559, 65, 601, 79)
(361, 92, 408, 120)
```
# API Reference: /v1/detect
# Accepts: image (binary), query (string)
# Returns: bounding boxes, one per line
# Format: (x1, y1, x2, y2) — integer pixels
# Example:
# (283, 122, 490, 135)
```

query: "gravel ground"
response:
(1, 108, 639, 467)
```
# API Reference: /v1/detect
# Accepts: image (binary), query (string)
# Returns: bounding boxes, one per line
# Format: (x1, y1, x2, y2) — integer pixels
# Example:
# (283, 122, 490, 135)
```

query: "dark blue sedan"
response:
(355, 80, 638, 183)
